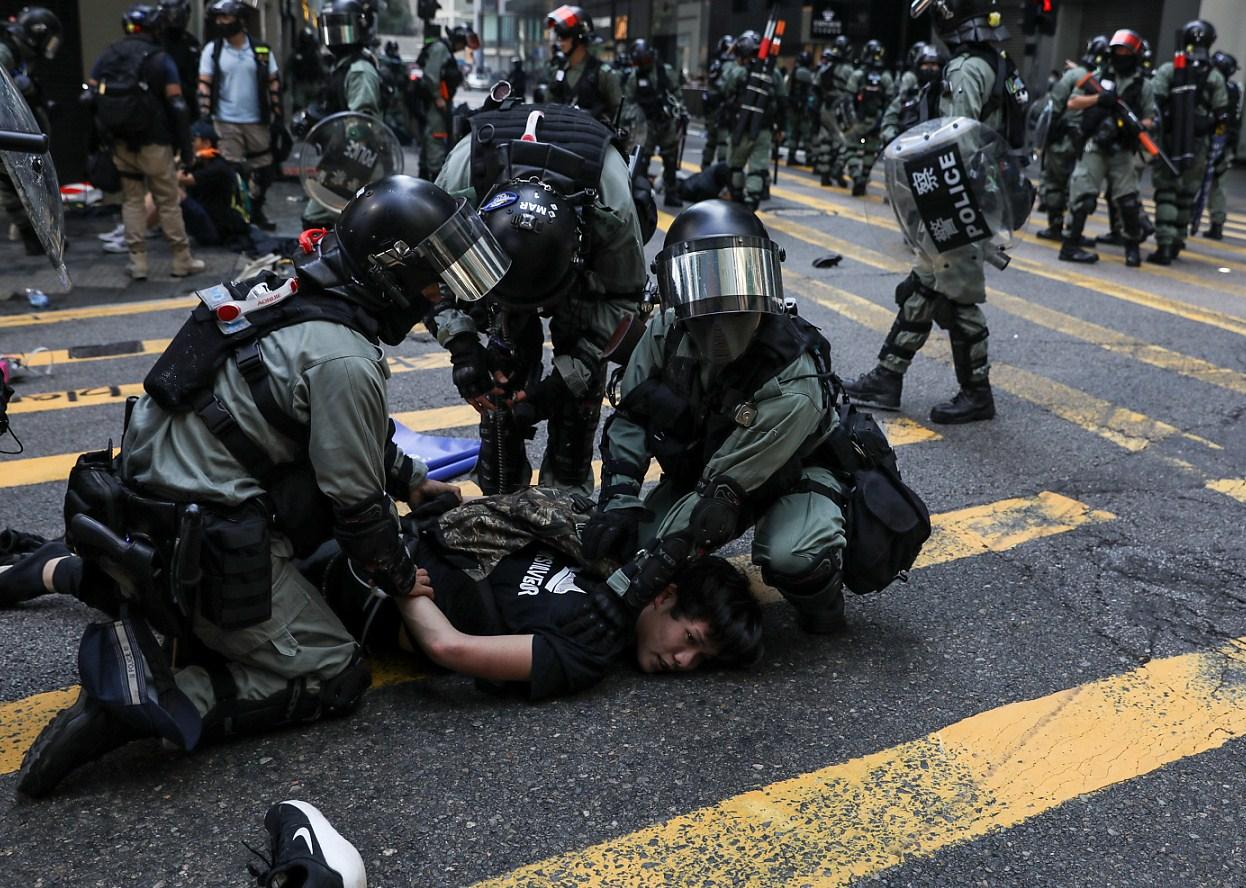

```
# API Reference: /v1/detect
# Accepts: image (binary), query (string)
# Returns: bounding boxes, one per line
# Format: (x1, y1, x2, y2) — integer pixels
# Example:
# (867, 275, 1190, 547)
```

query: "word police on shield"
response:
(903, 143, 991, 253)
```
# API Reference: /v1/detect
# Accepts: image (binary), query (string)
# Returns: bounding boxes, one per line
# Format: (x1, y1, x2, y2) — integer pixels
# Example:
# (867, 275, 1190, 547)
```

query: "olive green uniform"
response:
(812, 60, 855, 181)
(879, 52, 1001, 386)
(621, 62, 685, 173)
(1151, 61, 1229, 248)
(702, 58, 734, 167)
(1206, 82, 1240, 228)
(880, 69, 919, 144)
(785, 63, 816, 163)
(600, 309, 847, 622)
(433, 139, 645, 494)
(416, 38, 457, 182)
(845, 67, 895, 190)
(120, 320, 427, 724)
(1038, 65, 1089, 223)
(1067, 70, 1156, 214)
(720, 62, 785, 208)
(546, 54, 623, 127)
(302, 53, 383, 226)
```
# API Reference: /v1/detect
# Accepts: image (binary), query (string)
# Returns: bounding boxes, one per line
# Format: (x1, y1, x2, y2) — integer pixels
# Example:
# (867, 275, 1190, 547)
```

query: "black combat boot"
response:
(1058, 210, 1098, 263)
(1205, 221, 1224, 240)
(930, 383, 995, 424)
(851, 178, 867, 197)
(1124, 240, 1141, 267)
(17, 692, 143, 798)
(1173, 237, 1186, 259)
(662, 158, 683, 209)
(1096, 229, 1126, 246)
(819, 172, 833, 187)
(1146, 242, 1175, 265)
(842, 365, 903, 411)
(1117, 195, 1143, 268)
(1035, 211, 1063, 241)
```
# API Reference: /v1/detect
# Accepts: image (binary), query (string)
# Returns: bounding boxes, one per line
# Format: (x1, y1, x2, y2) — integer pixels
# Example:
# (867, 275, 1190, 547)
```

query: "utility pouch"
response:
(200, 502, 273, 630)
(64, 447, 129, 541)
(267, 461, 335, 558)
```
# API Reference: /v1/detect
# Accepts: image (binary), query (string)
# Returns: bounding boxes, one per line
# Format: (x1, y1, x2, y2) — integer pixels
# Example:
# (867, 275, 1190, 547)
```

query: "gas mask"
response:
(683, 314, 762, 366)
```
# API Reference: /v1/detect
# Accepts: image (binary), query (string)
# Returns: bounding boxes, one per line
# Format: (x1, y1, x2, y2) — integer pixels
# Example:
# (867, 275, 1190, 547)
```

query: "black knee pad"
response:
(1071, 194, 1096, 218)
(320, 656, 372, 717)
(761, 548, 844, 615)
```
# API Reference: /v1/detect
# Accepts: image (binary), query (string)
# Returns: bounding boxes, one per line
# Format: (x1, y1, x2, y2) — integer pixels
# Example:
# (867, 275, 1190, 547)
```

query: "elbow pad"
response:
(332, 492, 417, 598)
(169, 95, 193, 154)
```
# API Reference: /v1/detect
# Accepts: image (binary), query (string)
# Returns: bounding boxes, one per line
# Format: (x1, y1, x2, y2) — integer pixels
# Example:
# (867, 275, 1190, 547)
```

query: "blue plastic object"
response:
(390, 422, 480, 481)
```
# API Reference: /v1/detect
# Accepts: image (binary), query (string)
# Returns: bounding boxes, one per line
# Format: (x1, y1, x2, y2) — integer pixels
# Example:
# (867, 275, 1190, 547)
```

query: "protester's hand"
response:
(581, 507, 646, 563)
(409, 477, 462, 508)
(407, 567, 435, 599)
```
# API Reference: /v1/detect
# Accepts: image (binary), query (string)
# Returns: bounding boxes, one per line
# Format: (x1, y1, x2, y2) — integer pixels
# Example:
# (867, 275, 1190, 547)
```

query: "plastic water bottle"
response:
(22, 288, 50, 309)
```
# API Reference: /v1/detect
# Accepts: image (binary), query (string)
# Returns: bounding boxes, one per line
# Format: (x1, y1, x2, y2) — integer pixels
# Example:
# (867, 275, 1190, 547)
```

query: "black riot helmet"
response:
(1212, 50, 1238, 79)
(906, 41, 929, 71)
(319, 0, 369, 50)
(325, 176, 510, 344)
(476, 180, 583, 311)
(911, 0, 1008, 46)
(207, 0, 248, 37)
(796, 50, 813, 67)
(915, 43, 946, 85)
(447, 24, 481, 51)
(158, 0, 190, 31)
(1082, 34, 1109, 70)
(735, 30, 760, 59)
(716, 35, 735, 59)
(122, 3, 163, 37)
(862, 39, 886, 67)
(13, 7, 61, 60)
(1181, 19, 1216, 53)
(1109, 29, 1144, 77)
(654, 201, 786, 366)
(820, 47, 834, 64)
(546, 5, 593, 44)
(631, 38, 655, 70)
(828, 35, 852, 61)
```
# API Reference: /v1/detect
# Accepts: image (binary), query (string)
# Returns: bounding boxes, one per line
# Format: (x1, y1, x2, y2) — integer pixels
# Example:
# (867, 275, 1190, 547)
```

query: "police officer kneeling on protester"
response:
(427, 100, 646, 497)
(577, 201, 929, 637)
(16, 176, 511, 798)
(843, 0, 1032, 425)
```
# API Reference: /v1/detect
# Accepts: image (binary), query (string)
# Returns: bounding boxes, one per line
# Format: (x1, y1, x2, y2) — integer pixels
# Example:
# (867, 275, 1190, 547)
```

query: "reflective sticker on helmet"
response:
(482, 191, 519, 213)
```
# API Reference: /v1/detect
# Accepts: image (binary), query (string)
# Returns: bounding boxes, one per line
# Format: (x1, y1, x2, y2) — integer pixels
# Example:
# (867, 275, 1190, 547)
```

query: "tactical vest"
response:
(615, 313, 834, 497)
(1227, 80, 1243, 141)
(856, 68, 886, 120)
(1081, 71, 1145, 147)
(416, 38, 463, 100)
(897, 82, 939, 135)
(467, 101, 614, 202)
(325, 50, 379, 114)
(630, 64, 671, 121)
(551, 54, 608, 122)
(961, 45, 1030, 149)
(207, 37, 274, 124)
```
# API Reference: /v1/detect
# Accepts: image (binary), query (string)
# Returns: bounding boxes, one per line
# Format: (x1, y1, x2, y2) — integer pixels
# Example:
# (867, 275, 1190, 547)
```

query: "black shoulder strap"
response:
(209, 38, 223, 115)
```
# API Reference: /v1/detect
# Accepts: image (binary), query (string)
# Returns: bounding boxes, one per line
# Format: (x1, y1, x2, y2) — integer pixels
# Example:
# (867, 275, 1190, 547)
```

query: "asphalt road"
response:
(1, 131, 1245, 887)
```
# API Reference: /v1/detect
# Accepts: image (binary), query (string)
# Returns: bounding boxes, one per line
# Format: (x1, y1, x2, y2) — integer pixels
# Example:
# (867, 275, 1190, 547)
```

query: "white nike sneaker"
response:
(248, 800, 367, 888)
(96, 223, 125, 241)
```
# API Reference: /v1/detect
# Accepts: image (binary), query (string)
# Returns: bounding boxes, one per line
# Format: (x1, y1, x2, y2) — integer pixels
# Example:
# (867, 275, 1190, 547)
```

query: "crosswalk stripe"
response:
(0, 296, 196, 330)
(0, 339, 171, 369)
(6, 352, 454, 416)
(788, 271, 1222, 455)
(475, 633, 1246, 887)
(1206, 478, 1246, 505)
(0, 487, 1107, 778)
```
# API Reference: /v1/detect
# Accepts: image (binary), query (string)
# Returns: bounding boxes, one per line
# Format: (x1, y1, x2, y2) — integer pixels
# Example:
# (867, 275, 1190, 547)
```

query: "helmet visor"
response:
(410, 198, 511, 303)
(655, 234, 784, 319)
(319, 14, 360, 46)
(43, 35, 61, 59)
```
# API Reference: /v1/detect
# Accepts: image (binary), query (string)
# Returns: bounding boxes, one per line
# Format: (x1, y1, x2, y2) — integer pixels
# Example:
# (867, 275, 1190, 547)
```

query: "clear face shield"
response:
(387, 198, 511, 304)
(319, 14, 360, 48)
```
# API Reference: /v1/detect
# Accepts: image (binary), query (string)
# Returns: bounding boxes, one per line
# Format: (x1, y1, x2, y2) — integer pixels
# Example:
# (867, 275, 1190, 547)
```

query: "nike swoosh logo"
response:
(293, 826, 314, 854)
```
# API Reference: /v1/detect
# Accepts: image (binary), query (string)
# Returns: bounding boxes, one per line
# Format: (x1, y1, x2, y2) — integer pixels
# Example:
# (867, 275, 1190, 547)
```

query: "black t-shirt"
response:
(187, 152, 248, 237)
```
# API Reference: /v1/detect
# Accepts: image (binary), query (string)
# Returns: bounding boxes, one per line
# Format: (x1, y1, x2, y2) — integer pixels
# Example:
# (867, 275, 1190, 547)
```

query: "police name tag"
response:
(903, 143, 991, 253)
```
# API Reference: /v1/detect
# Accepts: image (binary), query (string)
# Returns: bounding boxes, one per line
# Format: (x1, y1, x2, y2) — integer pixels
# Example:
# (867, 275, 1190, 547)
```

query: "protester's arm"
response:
(397, 595, 535, 681)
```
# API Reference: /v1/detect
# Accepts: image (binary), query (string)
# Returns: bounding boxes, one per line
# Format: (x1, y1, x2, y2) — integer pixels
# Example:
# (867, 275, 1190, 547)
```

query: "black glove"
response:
(446, 334, 494, 400)
(581, 506, 647, 563)
(508, 371, 571, 430)
(556, 580, 632, 655)
(609, 532, 693, 617)
(1097, 88, 1118, 108)
(688, 476, 745, 552)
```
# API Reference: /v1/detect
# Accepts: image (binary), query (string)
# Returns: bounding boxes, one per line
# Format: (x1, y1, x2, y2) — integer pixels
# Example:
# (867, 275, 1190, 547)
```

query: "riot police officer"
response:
(429, 101, 646, 497)
(416, 23, 477, 181)
(845, 39, 894, 196)
(719, 30, 785, 210)
(586, 200, 849, 635)
(1058, 30, 1156, 268)
(880, 43, 945, 144)
(0, 6, 61, 256)
(298, 0, 384, 227)
(285, 25, 326, 116)
(622, 38, 687, 209)
(158, 0, 200, 122)
(1204, 51, 1240, 241)
(701, 35, 735, 169)
(785, 51, 816, 166)
(16, 177, 511, 798)
(1148, 19, 1230, 265)
(812, 36, 855, 188)
(544, 5, 622, 126)
(1035, 35, 1107, 242)
(844, 0, 1030, 424)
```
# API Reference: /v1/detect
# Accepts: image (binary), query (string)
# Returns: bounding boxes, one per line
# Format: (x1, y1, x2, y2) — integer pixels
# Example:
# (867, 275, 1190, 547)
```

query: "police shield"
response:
(298, 111, 404, 214)
(884, 117, 1031, 266)
(0, 66, 67, 284)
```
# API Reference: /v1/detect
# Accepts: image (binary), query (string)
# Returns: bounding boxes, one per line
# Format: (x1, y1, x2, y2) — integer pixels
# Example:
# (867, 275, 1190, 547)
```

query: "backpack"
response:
(819, 393, 931, 595)
(94, 41, 164, 144)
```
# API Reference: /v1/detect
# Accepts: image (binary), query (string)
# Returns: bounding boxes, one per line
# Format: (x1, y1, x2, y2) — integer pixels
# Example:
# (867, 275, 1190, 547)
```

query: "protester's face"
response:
(634, 587, 719, 674)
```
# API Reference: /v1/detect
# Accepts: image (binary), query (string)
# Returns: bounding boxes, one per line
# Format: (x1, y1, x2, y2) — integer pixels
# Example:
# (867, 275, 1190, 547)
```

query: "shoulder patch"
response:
(481, 190, 519, 212)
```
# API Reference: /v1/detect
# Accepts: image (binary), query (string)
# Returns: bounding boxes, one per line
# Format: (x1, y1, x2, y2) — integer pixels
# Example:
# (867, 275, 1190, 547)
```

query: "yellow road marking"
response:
(0, 296, 197, 330)
(790, 271, 1221, 454)
(761, 212, 1246, 386)
(7, 352, 454, 416)
(0, 486, 1107, 777)
(0, 452, 82, 488)
(748, 490, 1114, 603)
(1206, 478, 1246, 505)
(1, 339, 171, 369)
(477, 635, 1246, 887)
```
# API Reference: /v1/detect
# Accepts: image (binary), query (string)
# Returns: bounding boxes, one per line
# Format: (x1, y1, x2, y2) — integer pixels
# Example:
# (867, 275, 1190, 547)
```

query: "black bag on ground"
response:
(822, 399, 931, 594)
